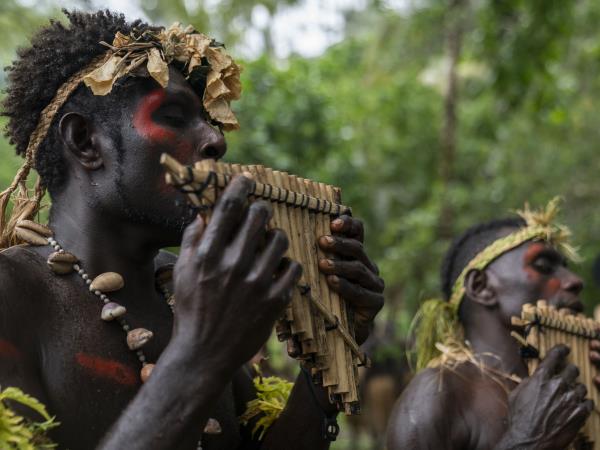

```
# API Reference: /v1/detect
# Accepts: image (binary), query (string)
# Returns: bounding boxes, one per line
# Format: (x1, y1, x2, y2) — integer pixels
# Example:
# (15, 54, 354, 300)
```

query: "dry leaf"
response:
(206, 46, 232, 73)
(112, 31, 132, 48)
(147, 48, 169, 87)
(83, 55, 123, 95)
(204, 97, 239, 131)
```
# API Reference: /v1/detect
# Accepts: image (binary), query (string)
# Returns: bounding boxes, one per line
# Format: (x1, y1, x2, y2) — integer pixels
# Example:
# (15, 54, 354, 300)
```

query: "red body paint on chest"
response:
(76, 352, 138, 386)
(133, 89, 176, 143)
(0, 339, 21, 359)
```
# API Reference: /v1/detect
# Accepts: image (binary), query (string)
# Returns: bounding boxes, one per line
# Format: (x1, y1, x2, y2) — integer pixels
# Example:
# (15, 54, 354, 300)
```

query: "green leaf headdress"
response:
(411, 197, 579, 371)
(0, 23, 242, 250)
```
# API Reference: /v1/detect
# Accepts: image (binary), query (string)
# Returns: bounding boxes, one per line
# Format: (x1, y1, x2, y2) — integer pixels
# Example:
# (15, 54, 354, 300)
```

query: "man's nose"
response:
(196, 121, 227, 160)
(563, 272, 584, 295)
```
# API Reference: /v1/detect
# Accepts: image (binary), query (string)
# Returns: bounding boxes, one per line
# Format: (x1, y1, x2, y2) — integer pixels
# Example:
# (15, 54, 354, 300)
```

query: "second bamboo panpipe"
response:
(513, 300, 600, 449)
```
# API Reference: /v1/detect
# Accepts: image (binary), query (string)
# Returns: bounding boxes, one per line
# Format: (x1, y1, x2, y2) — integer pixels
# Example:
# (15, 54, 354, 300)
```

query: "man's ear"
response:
(59, 112, 103, 170)
(464, 268, 498, 307)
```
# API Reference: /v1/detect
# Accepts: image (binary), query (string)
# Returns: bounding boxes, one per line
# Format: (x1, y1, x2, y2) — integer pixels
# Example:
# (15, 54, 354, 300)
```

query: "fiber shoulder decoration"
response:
(411, 198, 579, 371)
(240, 366, 293, 441)
(0, 386, 59, 449)
(0, 22, 241, 250)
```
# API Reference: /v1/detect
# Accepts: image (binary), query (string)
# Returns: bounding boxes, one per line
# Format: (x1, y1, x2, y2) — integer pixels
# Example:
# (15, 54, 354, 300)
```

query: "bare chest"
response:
(462, 378, 511, 450)
(35, 272, 241, 449)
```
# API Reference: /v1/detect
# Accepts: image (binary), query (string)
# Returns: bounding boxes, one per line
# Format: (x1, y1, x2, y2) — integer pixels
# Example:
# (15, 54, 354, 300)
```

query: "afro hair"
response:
(2, 10, 150, 194)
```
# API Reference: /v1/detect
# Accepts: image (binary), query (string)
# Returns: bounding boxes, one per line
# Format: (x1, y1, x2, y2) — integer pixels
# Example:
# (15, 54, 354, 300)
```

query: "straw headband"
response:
(411, 197, 579, 371)
(0, 23, 242, 249)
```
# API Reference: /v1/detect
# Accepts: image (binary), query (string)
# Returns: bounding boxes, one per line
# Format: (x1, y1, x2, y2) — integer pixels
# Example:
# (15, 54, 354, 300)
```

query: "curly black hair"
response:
(440, 216, 526, 301)
(1, 10, 149, 194)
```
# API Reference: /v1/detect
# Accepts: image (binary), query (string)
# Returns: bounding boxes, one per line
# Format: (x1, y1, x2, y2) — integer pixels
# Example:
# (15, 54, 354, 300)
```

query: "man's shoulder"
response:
(0, 245, 44, 286)
(404, 362, 477, 396)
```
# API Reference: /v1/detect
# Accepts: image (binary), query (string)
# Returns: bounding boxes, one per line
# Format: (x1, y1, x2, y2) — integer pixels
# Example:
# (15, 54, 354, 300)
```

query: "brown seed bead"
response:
(140, 364, 155, 383)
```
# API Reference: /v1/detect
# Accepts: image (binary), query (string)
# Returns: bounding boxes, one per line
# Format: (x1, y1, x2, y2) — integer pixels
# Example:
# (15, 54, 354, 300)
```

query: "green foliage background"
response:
(2, 0, 600, 446)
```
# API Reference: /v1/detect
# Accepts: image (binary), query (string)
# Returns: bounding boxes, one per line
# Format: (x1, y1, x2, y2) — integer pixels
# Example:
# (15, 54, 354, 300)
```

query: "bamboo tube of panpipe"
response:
(323, 182, 354, 400)
(249, 165, 305, 356)
(523, 304, 539, 372)
(275, 170, 313, 350)
(584, 318, 597, 449)
(297, 176, 329, 376)
(548, 305, 557, 355)
(317, 181, 350, 401)
(288, 174, 321, 356)
(255, 165, 295, 342)
(306, 179, 339, 392)
(590, 320, 598, 448)
(537, 301, 548, 360)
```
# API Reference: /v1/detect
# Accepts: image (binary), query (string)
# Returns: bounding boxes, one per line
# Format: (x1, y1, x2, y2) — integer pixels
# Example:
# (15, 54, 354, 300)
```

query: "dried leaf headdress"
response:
(0, 23, 242, 249)
(411, 197, 579, 371)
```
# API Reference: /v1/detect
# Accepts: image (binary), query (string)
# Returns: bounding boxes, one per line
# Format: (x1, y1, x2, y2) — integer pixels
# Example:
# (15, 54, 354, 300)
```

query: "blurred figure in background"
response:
(387, 202, 594, 450)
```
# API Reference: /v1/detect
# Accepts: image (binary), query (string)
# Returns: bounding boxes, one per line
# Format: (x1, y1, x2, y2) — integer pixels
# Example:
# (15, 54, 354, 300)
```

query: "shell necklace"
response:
(45, 233, 165, 382)
(12, 218, 221, 449)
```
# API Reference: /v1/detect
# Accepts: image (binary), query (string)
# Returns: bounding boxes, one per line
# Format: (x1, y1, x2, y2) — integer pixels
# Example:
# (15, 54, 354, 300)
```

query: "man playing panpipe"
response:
(387, 200, 596, 450)
(0, 10, 385, 449)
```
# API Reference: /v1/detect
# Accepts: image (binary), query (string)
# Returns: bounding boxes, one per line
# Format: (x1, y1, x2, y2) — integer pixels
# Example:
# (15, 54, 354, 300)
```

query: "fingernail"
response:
(328, 275, 339, 285)
(321, 235, 334, 246)
(332, 218, 343, 228)
(321, 259, 334, 269)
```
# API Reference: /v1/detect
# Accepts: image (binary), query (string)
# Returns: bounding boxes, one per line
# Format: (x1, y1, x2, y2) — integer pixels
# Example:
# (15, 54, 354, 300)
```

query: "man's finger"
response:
(331, 215, 364, 242)
(268, 258, 302, 305)
(537, 344, 570, 378)
(229, 200, 273, 274)
(559, 364, 580, 385)
(249, 229, 289, 283)
(179, 215, 205, 262)
(196, 175, 252, 261)
(327, 275, 384, 315)
(318, 235, 377, 273)
(318, 259, 384, 292)
(573, 383, 588, 401)
(565, 399, 594, 430)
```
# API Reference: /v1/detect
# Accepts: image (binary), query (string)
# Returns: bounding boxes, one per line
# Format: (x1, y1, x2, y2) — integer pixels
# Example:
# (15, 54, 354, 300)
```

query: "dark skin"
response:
(0, 68, 384, 449)
(387, 235, 593, 450)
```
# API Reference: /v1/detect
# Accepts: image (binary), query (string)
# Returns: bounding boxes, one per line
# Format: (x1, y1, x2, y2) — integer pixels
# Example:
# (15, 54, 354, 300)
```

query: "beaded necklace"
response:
(37, 227, 221, 449)
(47, 235, 162, 382)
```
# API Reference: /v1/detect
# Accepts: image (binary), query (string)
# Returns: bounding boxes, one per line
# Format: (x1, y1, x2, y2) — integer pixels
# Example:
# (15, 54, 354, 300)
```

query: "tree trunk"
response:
(438, 0, 468, 239)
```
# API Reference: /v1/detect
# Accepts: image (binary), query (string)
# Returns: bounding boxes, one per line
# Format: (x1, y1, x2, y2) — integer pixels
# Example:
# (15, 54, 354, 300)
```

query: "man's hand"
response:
(317, 215, 384, 344)
(173, 175, 302, 375)
(496, 345, 593, 450)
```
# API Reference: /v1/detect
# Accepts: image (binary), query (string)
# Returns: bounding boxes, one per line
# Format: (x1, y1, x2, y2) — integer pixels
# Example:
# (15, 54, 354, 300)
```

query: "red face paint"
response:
(543, 277, 561, 298)
(133, 89, 177, 143)
(76, 352, 138, 386)
(0, 339, 21, 359)
(523, 242, 546, 266)
(522, 242, 546, 282)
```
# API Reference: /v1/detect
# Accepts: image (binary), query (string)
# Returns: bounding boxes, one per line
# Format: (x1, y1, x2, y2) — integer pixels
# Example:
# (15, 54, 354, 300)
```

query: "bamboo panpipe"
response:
(161, 153, 369, 414)
(514, 300, 600, 448)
